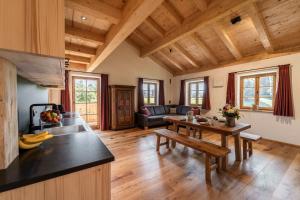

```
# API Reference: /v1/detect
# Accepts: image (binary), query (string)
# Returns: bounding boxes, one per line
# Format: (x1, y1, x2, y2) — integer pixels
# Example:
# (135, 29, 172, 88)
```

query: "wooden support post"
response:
(156, 135, 161, 151)
(234, 133, 242, 162)
(216, 157, 221, 173)
(0, 58, 18, 169)
(221, 135, 228, 170)
(205, 154, 212, 184)
(243, 140, 248, 159)
(166, 138, 170, 149)
(199, 130, 203, 139)
(249, 142, 253, 157)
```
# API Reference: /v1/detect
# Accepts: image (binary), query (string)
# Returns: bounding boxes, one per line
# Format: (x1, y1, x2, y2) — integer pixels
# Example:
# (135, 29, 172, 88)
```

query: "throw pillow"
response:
(192, 107, 200, 115)
(141, 107, 151, 116)
(170, 107, 177, 114)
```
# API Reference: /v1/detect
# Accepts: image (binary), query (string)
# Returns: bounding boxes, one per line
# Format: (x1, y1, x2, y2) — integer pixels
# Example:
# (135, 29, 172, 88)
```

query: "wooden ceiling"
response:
(64, 0, 300, 75)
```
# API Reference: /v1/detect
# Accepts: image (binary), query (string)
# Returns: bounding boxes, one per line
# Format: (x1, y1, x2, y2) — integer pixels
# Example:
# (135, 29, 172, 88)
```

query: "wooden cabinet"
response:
(0, 0, 65, 58)
(110, 85, 135, 130)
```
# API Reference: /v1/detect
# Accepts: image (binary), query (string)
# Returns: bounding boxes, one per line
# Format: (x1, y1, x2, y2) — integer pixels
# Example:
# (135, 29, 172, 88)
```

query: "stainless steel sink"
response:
(43, 124, 88, 136)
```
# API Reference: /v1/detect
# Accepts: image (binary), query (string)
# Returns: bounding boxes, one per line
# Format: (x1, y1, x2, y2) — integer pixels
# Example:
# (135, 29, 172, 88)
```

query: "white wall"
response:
(173, 53, 300, 145)
(94, 41, 173, 111)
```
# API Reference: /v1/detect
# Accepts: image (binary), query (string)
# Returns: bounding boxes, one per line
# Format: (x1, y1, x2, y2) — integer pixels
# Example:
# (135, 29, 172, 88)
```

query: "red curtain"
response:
(101, 74, 109, 131)
(274, 64, 294, 117)
(226, 72, 236, 106)
(179, 80, 185, 105)
(159, 80, 165, 105)
(61, 70, 70, 112)
(138, 78, 144, 110)
(202, 76, 211, 110)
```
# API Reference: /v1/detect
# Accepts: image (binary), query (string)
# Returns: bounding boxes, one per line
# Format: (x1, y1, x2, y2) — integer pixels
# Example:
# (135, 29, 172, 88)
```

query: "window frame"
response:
(143, 81, 158, 105)
(187, 80, 204, 106)
(240, 72, 276, 111)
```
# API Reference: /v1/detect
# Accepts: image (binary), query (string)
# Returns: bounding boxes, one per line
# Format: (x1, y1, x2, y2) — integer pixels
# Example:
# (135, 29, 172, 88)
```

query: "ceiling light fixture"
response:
(81, 16, 87, 20)
(230, 16, 241, 25)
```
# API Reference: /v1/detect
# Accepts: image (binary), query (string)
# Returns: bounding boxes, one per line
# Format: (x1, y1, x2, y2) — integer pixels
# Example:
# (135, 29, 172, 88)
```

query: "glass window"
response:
(188, 81, 204, 106)
(240, 73, 276, 110)
(143, 82, 158, 105)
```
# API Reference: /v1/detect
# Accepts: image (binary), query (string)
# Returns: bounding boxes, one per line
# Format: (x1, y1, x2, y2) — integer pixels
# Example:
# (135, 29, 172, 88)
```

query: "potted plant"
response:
(220, 104, 240, 127)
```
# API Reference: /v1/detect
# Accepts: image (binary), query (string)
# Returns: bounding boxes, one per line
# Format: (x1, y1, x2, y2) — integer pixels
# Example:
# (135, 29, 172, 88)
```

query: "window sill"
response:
(239, 109, 273, 113)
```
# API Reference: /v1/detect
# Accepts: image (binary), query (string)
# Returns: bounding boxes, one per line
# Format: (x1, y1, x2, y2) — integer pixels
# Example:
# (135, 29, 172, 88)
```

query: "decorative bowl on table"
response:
(40, 110, 62, 124)
(195, 116, 208, 124)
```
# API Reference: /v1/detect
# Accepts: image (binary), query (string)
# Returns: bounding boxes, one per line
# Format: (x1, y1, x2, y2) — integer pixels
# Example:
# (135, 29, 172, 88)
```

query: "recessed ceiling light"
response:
(81, 16, 87, 20)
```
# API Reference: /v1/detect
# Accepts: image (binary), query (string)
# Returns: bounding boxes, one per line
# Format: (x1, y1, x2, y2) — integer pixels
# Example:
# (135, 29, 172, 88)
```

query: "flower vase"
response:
(226, 117, 236, 127)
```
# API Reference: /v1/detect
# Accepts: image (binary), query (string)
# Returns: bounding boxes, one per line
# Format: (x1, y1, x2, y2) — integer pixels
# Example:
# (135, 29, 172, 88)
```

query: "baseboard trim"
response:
(261, 137, 300, 148)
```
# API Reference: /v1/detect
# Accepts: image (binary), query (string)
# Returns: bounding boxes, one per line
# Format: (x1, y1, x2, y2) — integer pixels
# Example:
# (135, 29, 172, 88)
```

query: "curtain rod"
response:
(66, 69, 101, 75)
(234, 64, 292, 74)
(139, 77, 162, 81)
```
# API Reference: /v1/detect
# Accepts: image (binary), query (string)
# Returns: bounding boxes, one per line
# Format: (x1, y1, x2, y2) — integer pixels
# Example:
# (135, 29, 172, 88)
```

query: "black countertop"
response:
(0, 115, 114, 192)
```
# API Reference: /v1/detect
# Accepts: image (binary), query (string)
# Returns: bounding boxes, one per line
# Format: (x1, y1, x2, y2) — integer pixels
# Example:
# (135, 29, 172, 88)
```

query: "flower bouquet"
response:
(220, 104, 240, 127)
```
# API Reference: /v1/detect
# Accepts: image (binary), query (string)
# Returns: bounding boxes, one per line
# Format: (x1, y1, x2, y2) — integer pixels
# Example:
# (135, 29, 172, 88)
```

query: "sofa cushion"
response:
(170, 107, 177, 114)
(164, 105, 171, 114)
(141, 107, 151, 116)
(180, 106, 191, 115)
(143, 106, 155, 116)
(176, 105, 183, 114)
(153, 105, 166, 115)
(147, 115, 165, 122)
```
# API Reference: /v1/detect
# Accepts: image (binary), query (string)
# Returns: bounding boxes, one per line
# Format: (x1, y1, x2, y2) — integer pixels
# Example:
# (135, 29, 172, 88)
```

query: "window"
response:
(240, 73, 276, 111)
(188, 81, 204, 106)
(143, 81, 158, 105)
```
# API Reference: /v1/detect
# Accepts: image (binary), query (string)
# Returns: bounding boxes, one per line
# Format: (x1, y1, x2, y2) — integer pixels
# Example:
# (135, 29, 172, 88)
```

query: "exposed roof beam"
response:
(149, 55, 175, 75)
(192, 34, 218, 65)
(248, 2, 273, 52)
(172, 43, 199, 68)
(144, 17, 165, 37)
(157, 51, 184, 71)
(141, 0, 253, 57)
(132, 29, 152, 45)
(65, 25, 105, 45)
(87, 0, 164, 72)
(65, 43, 96, 57)
(67, 62, 87, 72)
(213, 23, 242, 60)
(161, 1, 183, 25)
(65, 0, 121, 24)
(65, 54, 91, 64)
(192, 0, 208, 12)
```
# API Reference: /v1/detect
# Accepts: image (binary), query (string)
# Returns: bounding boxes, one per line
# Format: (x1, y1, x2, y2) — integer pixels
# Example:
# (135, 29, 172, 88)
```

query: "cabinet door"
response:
(116, 89, 134, 127)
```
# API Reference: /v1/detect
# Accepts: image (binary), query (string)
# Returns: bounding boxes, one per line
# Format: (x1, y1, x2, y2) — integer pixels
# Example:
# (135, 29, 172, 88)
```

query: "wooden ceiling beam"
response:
(67, 62, 87, 72)
(144, 17, 165, 37)
(161, 1, 183, 25)
(172, 43, 199, 68)
(65, 43, 96, 57)
(87, 0, 164, 72)
(213, 23, 242, 60)
(192, 0, 208, 12)
(191, 34, 218, 65)
(157, 51, 184, 71)
(141, 0, 253, 57)
(65, 54, 90, 64)
(65, 0, 121, 24)
(65, 25, 105, 45)
(248, 2, 273, 52)
(132, 29, 152, 45)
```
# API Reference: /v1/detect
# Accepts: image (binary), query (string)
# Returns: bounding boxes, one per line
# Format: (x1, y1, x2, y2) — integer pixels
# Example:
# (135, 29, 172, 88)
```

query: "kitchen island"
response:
(0, 113, 114, 200)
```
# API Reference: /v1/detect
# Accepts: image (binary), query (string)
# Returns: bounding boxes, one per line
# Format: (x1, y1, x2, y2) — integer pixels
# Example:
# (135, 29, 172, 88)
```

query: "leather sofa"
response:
(135, 105, 192, 129)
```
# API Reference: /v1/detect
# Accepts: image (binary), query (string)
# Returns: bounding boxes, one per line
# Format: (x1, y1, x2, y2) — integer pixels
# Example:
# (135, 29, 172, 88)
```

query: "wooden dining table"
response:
(164, 116, 251, 169)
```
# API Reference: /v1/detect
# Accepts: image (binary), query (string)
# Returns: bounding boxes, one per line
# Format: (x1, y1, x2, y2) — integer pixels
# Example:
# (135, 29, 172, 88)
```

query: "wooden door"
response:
(116, 89, 133, 126)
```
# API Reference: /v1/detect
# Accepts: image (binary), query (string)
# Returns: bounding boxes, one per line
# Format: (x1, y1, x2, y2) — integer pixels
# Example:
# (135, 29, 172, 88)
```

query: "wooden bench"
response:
(240, 132, 261, 159)
(154, 129, 230, 184)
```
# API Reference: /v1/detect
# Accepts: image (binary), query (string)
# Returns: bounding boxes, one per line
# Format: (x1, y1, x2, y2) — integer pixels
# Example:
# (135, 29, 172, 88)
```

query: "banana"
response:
(19, 140, 42, 150)
(22, 131, 49, 139)
(23, 134, 54, 144)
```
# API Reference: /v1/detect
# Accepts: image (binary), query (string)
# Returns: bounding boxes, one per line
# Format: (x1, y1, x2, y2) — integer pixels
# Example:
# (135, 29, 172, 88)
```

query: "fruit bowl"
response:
(40, 110, 62, 124)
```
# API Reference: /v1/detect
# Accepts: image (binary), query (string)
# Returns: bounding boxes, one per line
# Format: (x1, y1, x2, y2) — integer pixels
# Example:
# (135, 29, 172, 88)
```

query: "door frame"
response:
(72, 76, 100, 129)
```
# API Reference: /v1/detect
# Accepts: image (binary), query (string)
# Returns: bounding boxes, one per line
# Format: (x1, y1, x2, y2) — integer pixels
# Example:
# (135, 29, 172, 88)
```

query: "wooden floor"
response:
(96, 127, 300, 200)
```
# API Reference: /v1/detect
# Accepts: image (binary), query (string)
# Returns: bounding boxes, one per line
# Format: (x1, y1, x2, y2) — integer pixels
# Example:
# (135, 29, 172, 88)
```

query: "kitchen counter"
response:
(0, 113, 114, 193)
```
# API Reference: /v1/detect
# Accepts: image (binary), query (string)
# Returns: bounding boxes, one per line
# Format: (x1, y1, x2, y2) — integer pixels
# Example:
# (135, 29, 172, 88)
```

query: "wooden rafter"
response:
(141, 0, 252, 57)
(65, 54, 90, 64)
(68, 62, 87, 71)
(192, 34, 218, 65)
(65, 25, 105, 45)
(213, 23, 242, 60)
(132, 29, 152, 45)
(87, 0, 164, 72)
(161, 1, 183, 25)
(65, 43, 96, 57)
(192, 0, 208, 12)
(144, 17, 165, 37)
(172, 43, 199, 68)
(157, 51, 184, 71)
(248, 2, 273, 52)
(65, 0, 121, 24)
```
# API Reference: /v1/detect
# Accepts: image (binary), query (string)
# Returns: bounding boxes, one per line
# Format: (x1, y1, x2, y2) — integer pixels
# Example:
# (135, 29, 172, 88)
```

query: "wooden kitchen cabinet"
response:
(0, 0, 65, 58)
(110, 85, 135, 130)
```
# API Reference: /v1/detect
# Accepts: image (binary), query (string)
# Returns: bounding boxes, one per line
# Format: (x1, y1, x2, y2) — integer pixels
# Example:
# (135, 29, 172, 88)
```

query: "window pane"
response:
(87, 103, 97, 114)
(243, 97, 255, 107)
(198, 91, 204, 98)
(149, 98, 155, 104)
(87, 91, 97, 103)
(149, 84, 155, 91)
(191, 90, 197, 98)
(75, 91, 86, 103)
(260, 76, 273, 87)
(243, 78, 255, 87)
(190, 83, 197, 90)
(75, 104, 86, 115)
(243, 88, 255, 97)
(190, 98, 197, 105)
(144, 98, 149, 104)
(198, 82, 204, 90)
(75, 79, 86, 91)
(259, 97, 273, 108)
(259, 87, 273, 97)
(87, 80, 97, 91)
(198, 98, 203, 104)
